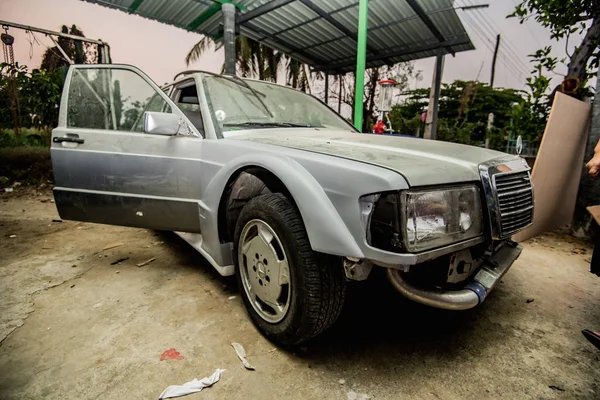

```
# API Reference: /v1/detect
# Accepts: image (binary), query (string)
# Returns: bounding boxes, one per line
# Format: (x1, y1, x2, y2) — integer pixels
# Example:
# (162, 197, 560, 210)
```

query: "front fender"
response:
(199, 153, 364, 266)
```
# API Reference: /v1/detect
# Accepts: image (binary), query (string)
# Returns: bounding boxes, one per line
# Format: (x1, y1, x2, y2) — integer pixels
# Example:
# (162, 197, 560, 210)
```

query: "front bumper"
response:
(387, 241, 523, 310)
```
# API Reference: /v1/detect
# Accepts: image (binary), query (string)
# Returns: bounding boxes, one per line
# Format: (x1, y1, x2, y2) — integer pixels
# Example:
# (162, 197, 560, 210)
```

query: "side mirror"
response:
(143, 111, 183, 136)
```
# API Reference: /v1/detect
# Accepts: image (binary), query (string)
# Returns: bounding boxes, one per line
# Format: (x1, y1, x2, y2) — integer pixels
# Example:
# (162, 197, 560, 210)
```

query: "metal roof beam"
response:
(187, 0, 246, 31)
(405, 0, 454, 56)
(296, 34, 346, 51)
(242, 21, 328, 65)
(187, 3, 222, 30)
(128, 0, 144, 13)
(299, 0, 379, 56)
(286, 6, 457, 52)
(238, 0, 296, 24)
(316, 37, 470, 73)
(245, 1, 358, 40)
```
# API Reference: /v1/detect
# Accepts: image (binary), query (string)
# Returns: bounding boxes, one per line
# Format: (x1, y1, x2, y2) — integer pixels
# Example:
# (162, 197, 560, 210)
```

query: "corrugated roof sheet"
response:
(82, 0, 474, 73)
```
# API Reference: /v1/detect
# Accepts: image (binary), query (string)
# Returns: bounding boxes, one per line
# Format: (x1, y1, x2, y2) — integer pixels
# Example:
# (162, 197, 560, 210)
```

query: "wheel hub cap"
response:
(238, 219, 291, 323)
(256, 261, 267, 280)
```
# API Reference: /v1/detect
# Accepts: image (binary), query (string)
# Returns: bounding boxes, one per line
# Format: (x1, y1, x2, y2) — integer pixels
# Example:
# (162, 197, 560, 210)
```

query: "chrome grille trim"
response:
(494, 171, 534, 237)
(479, 157, 533, 239)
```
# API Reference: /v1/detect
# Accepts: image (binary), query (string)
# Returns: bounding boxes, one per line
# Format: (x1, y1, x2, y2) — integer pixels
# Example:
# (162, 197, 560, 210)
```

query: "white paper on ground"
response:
(158, 368, 225, 399)
(231, 342, 255, 370)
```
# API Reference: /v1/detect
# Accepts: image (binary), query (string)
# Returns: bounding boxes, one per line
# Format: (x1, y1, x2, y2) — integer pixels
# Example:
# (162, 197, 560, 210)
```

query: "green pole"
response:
(353, 0, 368, 131)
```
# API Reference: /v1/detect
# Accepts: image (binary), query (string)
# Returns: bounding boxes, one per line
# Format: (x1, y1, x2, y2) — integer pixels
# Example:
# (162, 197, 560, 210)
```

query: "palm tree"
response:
(186, 35, 313, 91)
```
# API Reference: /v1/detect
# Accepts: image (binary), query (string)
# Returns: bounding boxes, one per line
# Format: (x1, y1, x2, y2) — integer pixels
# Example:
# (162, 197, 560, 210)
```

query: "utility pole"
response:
(490, 34, 500, 86)
(423, 49, 445, 140)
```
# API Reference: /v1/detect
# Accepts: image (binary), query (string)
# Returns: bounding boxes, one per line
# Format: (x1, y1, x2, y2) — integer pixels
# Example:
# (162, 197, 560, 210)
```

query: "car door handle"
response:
(53, 136, 85, 144)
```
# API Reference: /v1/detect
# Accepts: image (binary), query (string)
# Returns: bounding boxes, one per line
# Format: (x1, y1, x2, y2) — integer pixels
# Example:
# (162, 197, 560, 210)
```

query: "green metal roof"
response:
(83, 0, 474, 74)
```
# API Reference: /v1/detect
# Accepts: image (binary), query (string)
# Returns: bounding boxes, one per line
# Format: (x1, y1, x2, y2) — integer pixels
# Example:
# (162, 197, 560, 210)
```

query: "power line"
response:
(460, 11, 530, 80)
(463, 0, 532, 73)
(464, 9, 527, 74)
(458, 0, 531, 75)
(460, 12, 527, 82)
(462, 11, 531, 76)
(470, 10, 531, 74)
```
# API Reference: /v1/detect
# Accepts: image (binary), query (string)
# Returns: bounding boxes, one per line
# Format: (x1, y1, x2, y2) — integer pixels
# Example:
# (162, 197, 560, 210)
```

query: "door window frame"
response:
(171, 78, 206, 138)
(58, 64, 203, 138)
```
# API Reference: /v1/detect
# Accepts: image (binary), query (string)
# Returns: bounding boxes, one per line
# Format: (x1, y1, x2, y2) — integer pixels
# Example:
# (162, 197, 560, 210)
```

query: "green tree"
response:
(40, 25, 99, 71)
(121, 101, 143, 131)
(509, 0, 599, 95)
(0, 63, 63, 144)
(390, 80, 525, 143)
(113, 80, 123, 129)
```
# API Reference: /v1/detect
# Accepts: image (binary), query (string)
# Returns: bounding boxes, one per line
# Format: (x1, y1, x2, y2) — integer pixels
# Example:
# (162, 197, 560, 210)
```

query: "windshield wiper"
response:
(224, 122, 314, 128)
(226, 76, 273, 117)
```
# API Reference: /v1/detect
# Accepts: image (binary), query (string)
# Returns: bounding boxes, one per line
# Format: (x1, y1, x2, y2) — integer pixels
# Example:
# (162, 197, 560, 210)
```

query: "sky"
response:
(0, 0, 579, 92)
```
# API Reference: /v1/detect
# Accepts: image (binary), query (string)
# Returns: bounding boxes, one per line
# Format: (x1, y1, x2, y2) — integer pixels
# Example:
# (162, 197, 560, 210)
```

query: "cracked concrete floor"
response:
(1, 190, 600, 400)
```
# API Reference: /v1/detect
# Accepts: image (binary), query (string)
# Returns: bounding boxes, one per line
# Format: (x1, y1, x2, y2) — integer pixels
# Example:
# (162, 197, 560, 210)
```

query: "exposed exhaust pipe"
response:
(386, 268, 484, 311)
(386, 241, 522, 311)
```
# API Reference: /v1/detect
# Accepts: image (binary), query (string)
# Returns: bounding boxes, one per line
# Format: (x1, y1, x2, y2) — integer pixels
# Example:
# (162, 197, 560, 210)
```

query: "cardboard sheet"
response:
(513, 92, 591, 242)
(587, 205, 600, 226)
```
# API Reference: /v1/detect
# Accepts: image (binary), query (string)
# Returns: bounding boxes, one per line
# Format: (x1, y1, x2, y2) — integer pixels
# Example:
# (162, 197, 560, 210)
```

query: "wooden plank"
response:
(513, 92, 591, 242)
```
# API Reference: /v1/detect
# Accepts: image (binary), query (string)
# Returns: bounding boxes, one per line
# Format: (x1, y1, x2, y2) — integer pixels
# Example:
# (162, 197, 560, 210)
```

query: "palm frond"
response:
(185, 36, 214, 66)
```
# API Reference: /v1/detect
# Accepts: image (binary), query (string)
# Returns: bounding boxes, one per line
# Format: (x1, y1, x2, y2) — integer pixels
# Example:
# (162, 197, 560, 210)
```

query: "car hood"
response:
(227, 129, 515, 186)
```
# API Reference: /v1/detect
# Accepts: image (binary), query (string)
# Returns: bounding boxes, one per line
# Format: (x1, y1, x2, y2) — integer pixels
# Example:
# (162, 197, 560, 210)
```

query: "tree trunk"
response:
(572, 68, 600, 238)
(362, 69, 379, 132)
(337, 74, 342, 113)
(566, 17, 599, 84)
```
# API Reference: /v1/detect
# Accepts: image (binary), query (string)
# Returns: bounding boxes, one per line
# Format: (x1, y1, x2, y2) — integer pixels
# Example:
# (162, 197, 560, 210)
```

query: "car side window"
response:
(67, 68, 172, 132)
(172, 80, 204, 136)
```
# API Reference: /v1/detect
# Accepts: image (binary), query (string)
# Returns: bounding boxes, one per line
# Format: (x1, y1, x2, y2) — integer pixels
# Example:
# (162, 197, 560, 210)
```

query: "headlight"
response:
(400, 185, 483, 252)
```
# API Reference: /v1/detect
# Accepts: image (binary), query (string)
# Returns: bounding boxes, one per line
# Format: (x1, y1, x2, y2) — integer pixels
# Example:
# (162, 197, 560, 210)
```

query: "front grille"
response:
(494, 171, 533, 237)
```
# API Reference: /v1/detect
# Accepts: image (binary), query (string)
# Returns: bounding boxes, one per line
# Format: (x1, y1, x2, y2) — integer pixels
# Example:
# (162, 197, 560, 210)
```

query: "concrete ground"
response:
(1, 190, 600, 400)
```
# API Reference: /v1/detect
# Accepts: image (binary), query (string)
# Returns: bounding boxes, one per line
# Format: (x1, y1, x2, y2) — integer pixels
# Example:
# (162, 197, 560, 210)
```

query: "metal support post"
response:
(222, 3, 236, 76)
(353, 0, 368, 131)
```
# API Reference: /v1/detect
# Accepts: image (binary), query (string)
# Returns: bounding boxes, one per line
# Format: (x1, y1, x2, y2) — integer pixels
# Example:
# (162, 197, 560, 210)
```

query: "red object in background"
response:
(160, 348, 184, 361)
(373, 120, 385, 134)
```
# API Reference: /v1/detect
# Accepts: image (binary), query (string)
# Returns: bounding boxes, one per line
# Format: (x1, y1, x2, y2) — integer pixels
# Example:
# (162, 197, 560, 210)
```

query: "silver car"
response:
(51, 64, 533, 346)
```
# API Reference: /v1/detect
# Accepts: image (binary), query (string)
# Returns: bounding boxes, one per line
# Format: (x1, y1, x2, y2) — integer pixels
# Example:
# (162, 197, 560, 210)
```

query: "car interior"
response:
(174, 83, 205, 136)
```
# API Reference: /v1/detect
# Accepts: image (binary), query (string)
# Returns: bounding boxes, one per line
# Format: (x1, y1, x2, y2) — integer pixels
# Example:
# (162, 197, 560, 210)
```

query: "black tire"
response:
(233, 193, 346, 346)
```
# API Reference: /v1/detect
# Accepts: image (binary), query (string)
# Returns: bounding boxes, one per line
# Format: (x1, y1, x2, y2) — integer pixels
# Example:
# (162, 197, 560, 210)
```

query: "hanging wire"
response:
(462, 0, 532, 74)
(460, 13, 527, 82)
(25, 29, 42, 59)
(461, 11, 530, 79)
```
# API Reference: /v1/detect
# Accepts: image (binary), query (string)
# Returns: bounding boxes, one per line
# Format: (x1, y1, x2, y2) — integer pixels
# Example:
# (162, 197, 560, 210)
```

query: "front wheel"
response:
(233, 193, 346, 346)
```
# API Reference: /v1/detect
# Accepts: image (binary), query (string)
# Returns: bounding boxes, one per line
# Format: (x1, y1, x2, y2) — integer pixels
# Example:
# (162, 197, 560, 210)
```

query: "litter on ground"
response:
(137, 257, 156, 267)
(231, 342, 255, 370)
(102, 242, 124, 251)
(158, 369, 224, 399)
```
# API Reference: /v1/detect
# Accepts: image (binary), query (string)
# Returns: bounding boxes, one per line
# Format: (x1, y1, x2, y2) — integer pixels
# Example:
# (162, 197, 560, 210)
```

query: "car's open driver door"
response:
(51, 64, 203, 233)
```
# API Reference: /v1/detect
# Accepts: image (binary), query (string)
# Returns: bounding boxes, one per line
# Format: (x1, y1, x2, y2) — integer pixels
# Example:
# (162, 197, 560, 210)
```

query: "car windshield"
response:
(202, 75, 355, 134)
